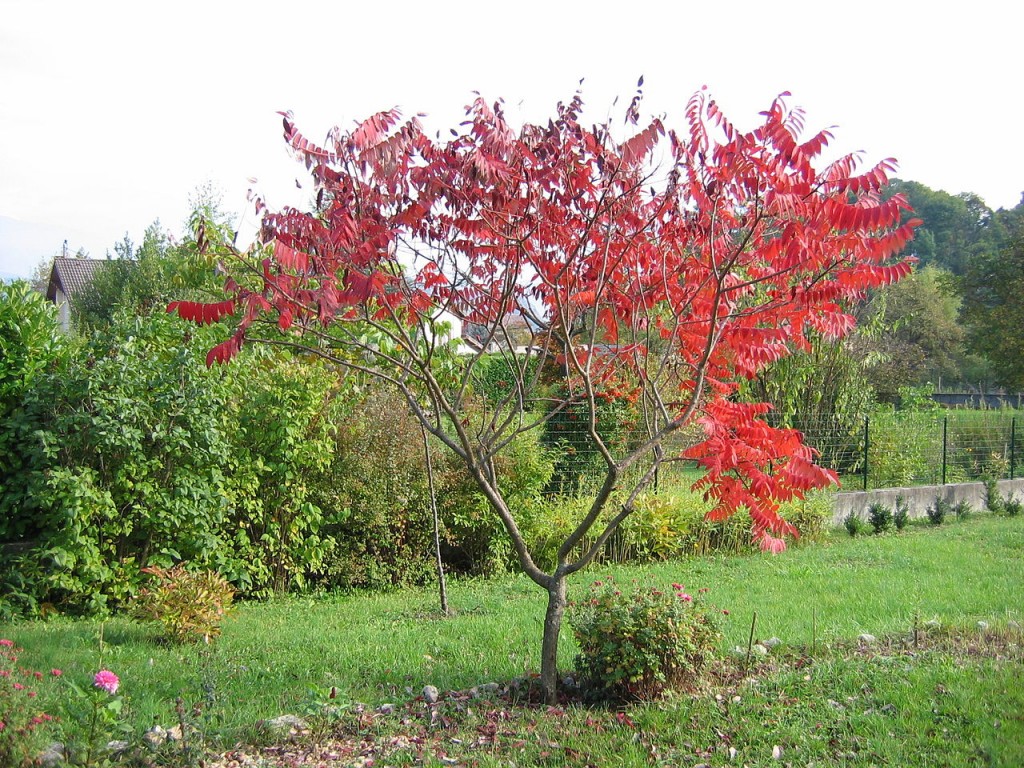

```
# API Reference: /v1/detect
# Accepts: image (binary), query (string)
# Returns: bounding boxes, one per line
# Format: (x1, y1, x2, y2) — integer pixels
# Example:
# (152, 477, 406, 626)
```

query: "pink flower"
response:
(51, 669, 62, 677)
(671, 583, 683, 590)
(0, 639, 13, 647)
(93, 670, 119, 695)
(678, 593, 693, 602)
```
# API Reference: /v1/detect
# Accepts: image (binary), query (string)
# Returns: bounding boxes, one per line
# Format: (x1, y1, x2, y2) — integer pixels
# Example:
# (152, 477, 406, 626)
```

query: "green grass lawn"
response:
(3, 514, 1023, 766)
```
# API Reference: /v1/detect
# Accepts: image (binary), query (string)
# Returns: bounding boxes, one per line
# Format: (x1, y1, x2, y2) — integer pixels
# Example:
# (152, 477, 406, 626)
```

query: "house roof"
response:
(46, 257, 107, 302)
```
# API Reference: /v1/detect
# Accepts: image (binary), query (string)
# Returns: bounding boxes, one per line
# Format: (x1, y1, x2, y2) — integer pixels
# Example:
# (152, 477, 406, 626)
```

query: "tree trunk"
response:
(421, 423, 449, 615)
(540, 573, 567, 704)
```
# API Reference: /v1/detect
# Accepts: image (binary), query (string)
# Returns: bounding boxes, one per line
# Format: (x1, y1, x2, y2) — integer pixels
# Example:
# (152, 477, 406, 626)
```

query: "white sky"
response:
(2, 0, 1022, 278)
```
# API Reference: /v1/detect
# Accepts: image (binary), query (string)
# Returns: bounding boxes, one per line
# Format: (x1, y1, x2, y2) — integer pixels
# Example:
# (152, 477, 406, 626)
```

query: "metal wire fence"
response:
(799, 410, 1023, 490)
(542, 411, 1024, 493)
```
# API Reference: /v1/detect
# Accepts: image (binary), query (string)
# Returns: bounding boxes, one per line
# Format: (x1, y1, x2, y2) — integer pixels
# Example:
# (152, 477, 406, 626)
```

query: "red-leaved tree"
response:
(170, 86, 918, 702)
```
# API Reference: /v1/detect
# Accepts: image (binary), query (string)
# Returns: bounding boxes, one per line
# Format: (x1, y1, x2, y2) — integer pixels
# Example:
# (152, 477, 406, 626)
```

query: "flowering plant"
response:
(62, 667, 127, 766)
(0, 639, 58, 767)
(568, 579, 721, 701)
(93, 670, 119, 696)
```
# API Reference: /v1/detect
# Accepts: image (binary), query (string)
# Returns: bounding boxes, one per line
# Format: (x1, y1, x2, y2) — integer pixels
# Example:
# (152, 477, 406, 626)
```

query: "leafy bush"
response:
(319, 388, 437, 590)
(927, 497, 949, 525)
(984, 478, 1005, 514)
(528, 485, 832, 568)
(0, 280, 64, 534)
(953, 500, 973, 521)
(568, 579, 720, 701)
(894, 495, 909, 530)
(779, 490, 835, 544)
(132, 564, 235, 643)
(844, 512, 864, 537)
(867, 502, 893, 534)
(1005, 495, 1023, 517)
(0, 307, 361, 615)
(222, 347, 345, 596)
(8, 310, 239, 613)
(613, 491, 725, 561)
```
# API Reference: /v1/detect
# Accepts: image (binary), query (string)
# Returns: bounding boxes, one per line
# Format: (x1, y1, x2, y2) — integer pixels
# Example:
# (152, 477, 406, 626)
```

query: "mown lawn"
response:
(3, 514, 1022, 766)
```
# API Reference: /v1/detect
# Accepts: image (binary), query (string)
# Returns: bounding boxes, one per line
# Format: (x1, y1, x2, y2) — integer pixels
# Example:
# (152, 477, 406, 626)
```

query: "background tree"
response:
(738, 327, 876, 475)
(859, 265, 969, 398)
(72, 189, 235, 331)
(171, 88, 918, 702)
(884, 179, 992, 274)
(959, 235, 1024, 390)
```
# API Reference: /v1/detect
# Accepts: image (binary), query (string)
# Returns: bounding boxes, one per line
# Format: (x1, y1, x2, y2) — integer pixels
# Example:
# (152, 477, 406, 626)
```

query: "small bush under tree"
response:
(569, 579, 719, 701)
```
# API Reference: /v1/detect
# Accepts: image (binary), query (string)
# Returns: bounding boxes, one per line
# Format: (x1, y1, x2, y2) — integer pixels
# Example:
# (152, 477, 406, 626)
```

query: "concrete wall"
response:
(832, 478, 1024, 525)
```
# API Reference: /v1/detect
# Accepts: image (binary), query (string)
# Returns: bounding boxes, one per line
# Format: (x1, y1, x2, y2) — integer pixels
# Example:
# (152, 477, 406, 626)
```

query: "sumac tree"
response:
(171, 87, 918, 701)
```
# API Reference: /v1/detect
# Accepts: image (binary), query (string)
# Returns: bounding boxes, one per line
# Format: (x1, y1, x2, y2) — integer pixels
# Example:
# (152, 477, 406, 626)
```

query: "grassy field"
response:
(3, 514, 1023, 766)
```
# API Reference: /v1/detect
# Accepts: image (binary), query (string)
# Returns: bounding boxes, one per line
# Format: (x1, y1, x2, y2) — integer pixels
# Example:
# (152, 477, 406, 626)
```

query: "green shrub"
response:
(867, 502, 893, 534)
(526, 482, 812, 570)
(132, 564, 235, 643)
(953, 500, 973, 521)
(318, 388, 436, 590)
(0, 307, 362, 615)
(893, 495, 909, 530)
(844, 512, 864, 537)
(1005, 495, 1023, 517)
(927, 497, 949, 525)
(613, 491, 724, 561)
(0, 280, 64, 536)
(222, 347, 345, 596)
(779, 490, 835, 544)
(8, 310, 240, 613)
(568, 579, 720, 701)
(984, 478, 1005, 514)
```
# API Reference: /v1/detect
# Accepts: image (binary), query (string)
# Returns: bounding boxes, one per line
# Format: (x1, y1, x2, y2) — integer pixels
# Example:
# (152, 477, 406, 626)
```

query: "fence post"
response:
(863, 415, 869, 491)
(941, 416, 948, 486)
(1012, 417, 1017, 480)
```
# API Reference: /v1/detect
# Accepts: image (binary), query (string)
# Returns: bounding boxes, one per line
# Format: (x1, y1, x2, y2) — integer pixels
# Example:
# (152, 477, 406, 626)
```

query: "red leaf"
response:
(205, 333, 244, 367)
(167, 300, 235, 325)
